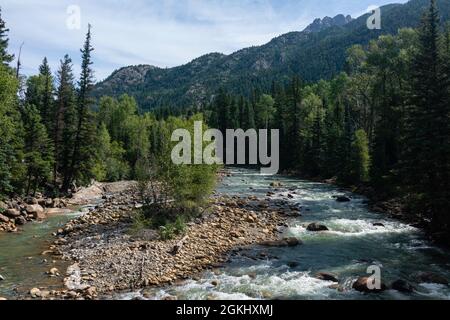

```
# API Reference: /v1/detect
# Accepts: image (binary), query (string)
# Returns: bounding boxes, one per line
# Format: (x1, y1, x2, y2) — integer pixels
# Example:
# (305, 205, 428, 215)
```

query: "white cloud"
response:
(1, 0, 408, 81)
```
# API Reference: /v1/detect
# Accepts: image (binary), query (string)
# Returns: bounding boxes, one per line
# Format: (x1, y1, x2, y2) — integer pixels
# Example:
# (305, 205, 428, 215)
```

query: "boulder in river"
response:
(414, 272, 448, 285)
(391, 279, 416, 293)
(316, 272, 339, 283)
(26, 204, 46, 220)
(335, 196, 351, 203)
(270, 181, 283, 188)
(352, 277, 387, 293)
(260, 237, 302, 247)
(373, 223, 385, 227)
(307, 223, 329, 232)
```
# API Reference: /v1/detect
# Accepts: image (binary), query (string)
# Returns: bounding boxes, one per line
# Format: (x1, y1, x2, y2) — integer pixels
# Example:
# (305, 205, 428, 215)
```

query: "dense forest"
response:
(0, 1, 449, 241)
(0, 9, 217, 235)
(159, 0, 450, 240)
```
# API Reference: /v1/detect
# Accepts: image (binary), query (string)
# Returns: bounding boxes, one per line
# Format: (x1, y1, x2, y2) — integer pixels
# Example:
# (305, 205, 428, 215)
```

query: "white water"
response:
(115, 169, 450, 300)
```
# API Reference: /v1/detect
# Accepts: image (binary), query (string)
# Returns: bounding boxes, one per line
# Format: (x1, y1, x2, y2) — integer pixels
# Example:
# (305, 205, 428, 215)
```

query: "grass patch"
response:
(129, 207, 187, 240)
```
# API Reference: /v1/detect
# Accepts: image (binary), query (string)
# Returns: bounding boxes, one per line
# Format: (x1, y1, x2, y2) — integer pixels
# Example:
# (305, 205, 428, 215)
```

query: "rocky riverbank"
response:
(26, 182, 299, 300)
(0, 196, 70, 233)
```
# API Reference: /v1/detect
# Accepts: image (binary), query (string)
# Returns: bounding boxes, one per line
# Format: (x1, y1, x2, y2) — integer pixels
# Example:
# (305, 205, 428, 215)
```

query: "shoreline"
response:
(28, 180, 298, 300)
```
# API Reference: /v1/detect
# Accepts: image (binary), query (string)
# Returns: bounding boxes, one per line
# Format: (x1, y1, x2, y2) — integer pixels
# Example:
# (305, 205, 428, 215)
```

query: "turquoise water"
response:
(119, 168, 450, 300)
(0, 206, 94, 299)
(1, 169, 450, 300)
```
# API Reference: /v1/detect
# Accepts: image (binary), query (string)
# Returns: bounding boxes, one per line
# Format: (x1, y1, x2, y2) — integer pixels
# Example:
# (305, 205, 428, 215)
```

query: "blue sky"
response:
(1, 0, 408, 81)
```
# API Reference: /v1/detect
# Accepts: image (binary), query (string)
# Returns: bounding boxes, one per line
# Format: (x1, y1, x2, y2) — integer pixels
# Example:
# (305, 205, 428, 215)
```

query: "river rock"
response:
(44, 198, 54, 208)
(15, 216, 26, 225)
(335, 196, 351, 203)
(260, 237, 302, 247)
(391, 279, 415, 293)
(0, 214, 9, 223)
(373, 223, 385, 227)
(211, 280, 219, 286)
(316, 272, 339, 283)
(414, 272, 448, 285)
(307, 223, 329, 232)
(30, 287, 41, 298)
(352, 277, 387, 293)
(5, 208, 20, 218)
(0, 274, 4, 281)
(26, 204, 46, 220)
(270, 181, 283, 188)
(85, 286, 97, 297)
(48, 267, 60, 276)
(26, 197, 39, 205)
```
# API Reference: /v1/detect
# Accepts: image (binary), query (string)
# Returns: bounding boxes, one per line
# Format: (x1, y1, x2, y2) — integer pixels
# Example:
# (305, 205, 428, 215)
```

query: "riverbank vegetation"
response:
(0, 8, 218, 232)
(158, 1, 450, 240)
(0, 1, 449, 241)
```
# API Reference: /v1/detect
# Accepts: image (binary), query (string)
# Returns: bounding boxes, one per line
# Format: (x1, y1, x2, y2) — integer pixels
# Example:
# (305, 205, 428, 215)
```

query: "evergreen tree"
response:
(63, 24, 96, 192)
(402, 0, 450, 228)
(25, 58, 54, 130)
(22, 105, 54, 195)
(0, 64, 24, 196)
(54, 55, 76, 188)
(0, 7, 13, 66)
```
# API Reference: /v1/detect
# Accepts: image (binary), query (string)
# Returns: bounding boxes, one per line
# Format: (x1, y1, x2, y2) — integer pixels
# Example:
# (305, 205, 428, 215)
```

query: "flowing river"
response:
(119, 168, 450, 300)
(1, 169, 450, 300)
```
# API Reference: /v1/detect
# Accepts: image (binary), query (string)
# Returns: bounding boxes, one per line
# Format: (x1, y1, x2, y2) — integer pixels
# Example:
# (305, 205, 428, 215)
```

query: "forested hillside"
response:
(93, 0, 450, 111)
(0, 0, 449, 243)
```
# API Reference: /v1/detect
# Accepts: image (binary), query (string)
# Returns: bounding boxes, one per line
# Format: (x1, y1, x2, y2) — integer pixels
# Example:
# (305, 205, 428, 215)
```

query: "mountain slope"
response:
(92, 0, 450, 111)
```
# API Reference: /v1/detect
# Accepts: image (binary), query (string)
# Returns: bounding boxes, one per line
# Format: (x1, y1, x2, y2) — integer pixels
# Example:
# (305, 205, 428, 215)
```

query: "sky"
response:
(1, 0, 408, 81)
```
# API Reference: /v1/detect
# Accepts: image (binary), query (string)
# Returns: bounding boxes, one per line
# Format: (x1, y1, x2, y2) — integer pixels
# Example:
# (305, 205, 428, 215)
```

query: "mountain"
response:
(92, 0, 450, 111)
(303, 14, 353, 33)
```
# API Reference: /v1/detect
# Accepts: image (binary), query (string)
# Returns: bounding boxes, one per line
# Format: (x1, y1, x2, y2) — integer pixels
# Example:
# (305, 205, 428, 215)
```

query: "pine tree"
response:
(0, 7, 13, 66)
(25, 58, 54, 131)
(215, 88, 230, 133)
(39, 57, 54, 130)
(0, 64, 23, 196)
(54, 55, 76, 188)
(63, 24, 96, 192)
(402, 0, 450, 228)
(22, 105, 54, 195)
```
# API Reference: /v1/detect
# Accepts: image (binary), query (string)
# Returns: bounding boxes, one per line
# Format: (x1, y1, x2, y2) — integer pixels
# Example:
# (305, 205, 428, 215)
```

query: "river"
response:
(118, 168, 450, 300)
(1, 168, 450, 300)
(0, 205, 96, 299)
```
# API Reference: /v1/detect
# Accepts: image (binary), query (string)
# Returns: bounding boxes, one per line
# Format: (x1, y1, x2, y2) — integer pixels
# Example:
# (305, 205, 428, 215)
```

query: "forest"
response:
(0, 1, 449, 241)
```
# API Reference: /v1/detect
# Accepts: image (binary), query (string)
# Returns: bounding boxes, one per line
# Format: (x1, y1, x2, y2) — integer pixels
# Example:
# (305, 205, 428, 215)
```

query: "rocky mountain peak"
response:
(303, 14, 353, 33)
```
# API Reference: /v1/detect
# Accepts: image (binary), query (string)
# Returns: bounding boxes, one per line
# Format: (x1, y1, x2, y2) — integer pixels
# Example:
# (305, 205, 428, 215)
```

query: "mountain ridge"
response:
(92, 0, 450, 111)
